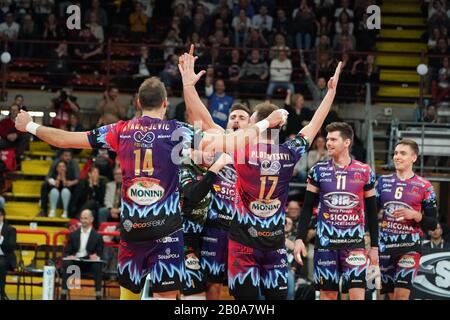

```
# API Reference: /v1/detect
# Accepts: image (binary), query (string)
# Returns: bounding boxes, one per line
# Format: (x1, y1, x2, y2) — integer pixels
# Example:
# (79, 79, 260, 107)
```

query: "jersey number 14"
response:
(134, 149, 154, 176)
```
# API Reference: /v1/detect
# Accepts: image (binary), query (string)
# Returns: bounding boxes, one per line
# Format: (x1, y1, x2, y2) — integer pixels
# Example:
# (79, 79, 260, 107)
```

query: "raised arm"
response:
(200, 109, 288, 154)
(299, 61, 342, 142)
(179, 46, 224, 132)
(15, 110, 92, 149)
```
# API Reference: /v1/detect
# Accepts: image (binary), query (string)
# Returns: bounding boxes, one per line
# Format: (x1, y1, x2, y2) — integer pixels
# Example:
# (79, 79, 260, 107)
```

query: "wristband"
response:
(26, 122, 40, 135)
(255, 119, 270, 132)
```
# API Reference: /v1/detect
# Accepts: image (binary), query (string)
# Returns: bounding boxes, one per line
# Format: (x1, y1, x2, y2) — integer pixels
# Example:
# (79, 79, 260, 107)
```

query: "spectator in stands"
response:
(333, 22, 356, 49)
(80, 148, 115, 181)
(428, 4, 449, 31)
(0, 12, 19, 40)
(351, 54, 379, 99)
(189, 12, 210, 39)
(423, 104, 442, 123)
(60, 209, 104, 300)
(96, 86, 126, 126)
(71, 165, 106, 221)
(0, 195, 4, 208)
(252, 5, 273, 39)
(427, 27, 441, 51)
(162, 28, 182, 60)
(238, 48, 269, 95)
(293, 136, 328, 185)
(273, 8, 290, 38)
(98, 166, 122, 225)
(266, 50, 294, 99)
(0, 207, 16, 300)
(232, 9, 252, 48)
(270, 33, 291, 60)
(129, 2, 149, 41)
(333, 33, 354, 51)
(126, 93, 139, 120)
(292, 0, 316, 50)
(84, 0, 108, 27)
(335, 11, 354, 36)
(301, 62, 328, 109)
(286, 200, 301, 231)
(423, 223, 450, 249)
(314, 0, 335, 18)
(18, 14, 37, 58)
(430, 38, 450, 70)
(315, 16, 332, 44)
(205, 78, 234, 128)
(46, 41, 70, 88)
(224, 48, 242, 95)
(232, 0, 255, 18)
(245, 27, 268, 49)
(41, 12, 64, 56)
(334, 0, 354, 19)
(131, 45, 151, 86)
(50, 88, 80, 129)
(87, 12, 104, 43)
(307, 135, 328, 168)
(42, 12, 63, 40)
(160, 54, 181, 96)
(14, 94, 26, 110)
(47, 160, 73, 218)
(172, 1, 192, 41)
(281, 90, 312, 140)
(186, 32, 205, 57)
(73, 26, 103, 72)
(0, 104, 30, 163)
(67, 113, 84, 132)
(354, 12, 378, 51)
(38, 150, 79, 217)
(432, 56, 450, 103)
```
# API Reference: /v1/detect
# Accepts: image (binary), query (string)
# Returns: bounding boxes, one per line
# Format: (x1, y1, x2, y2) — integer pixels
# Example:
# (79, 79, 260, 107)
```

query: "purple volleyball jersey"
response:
(231, 134, 309, 250)
(87, 116, 201, 242)
(309, 159, 376, 250)
(376, 173, 437, 253)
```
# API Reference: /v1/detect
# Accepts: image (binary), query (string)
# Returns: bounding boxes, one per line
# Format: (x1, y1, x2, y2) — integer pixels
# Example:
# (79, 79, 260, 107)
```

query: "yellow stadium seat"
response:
(4, 202, 40, 217)
(12, 181, 42, 197)
(21, 160, 52, 176)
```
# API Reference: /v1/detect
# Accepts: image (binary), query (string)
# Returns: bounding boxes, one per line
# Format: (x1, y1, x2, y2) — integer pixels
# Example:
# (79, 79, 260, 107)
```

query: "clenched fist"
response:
(15, 110, 32, 132)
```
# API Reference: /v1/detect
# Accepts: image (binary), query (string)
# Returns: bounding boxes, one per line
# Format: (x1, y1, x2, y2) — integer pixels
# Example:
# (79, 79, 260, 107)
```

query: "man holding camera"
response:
(50, 88, 80, 129)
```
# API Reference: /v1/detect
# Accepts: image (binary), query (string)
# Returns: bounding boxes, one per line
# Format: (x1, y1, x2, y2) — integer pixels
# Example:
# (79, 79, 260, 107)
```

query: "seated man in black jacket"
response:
(0, 207, 16, 300)
(61, 209, 104, 300)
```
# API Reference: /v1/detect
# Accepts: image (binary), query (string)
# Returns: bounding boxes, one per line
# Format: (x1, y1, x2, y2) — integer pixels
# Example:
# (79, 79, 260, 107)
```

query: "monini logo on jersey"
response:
(398, 255, 416, 269)
(384, 201, 413, 218)
(345, 253, 367, 266)
(323, 192, 359, 209)
(127, 178, 165, 205)
(250, 199, 281, 218)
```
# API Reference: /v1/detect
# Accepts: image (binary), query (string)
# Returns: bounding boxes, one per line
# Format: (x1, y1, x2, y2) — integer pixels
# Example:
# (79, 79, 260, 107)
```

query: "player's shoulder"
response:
(413, 174, 433, 188)
(352, 160, 371, 170)
(311, 159, 331, 171)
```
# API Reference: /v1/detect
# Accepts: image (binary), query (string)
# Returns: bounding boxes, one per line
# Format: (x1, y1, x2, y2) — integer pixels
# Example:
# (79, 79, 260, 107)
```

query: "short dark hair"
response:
(14, 94, 23, 100)
(9, 104, 20, 112)
(229, 103, 251, 117)
(395, 139, 419, 156)
(326, 122, 354, 147)
(138, 77, 167, 110)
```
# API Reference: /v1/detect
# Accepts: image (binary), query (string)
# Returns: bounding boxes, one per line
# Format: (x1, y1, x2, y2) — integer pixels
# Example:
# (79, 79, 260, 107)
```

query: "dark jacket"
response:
(63, 228, 104, 259)
(0, 223, 17, 270)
